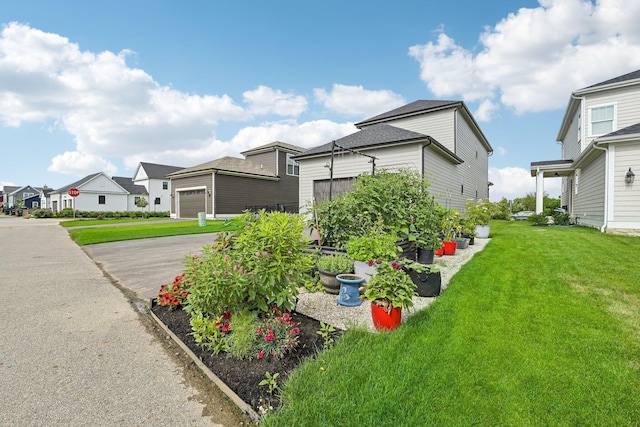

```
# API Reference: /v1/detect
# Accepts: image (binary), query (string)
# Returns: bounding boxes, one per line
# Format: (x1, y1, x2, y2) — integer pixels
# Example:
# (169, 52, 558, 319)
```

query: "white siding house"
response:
(294, 100, 493, 214)
(132, 162, 183, 213)
(531, 69, 640, 235)
(49, 172, 130, 212)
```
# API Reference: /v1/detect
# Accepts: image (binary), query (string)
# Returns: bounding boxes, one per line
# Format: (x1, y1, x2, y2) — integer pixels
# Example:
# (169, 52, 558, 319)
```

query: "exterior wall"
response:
(214, 174, 285, 215)
(376, 108, 456, 153)
(170, 174, 213, 217)
(244, 151, 277, 174)
(423, 146, 459, 210)
(573, 151, 606, 228)
(275, 150, 299, 195)
(609, 142, 640, 231)
(145, 178, 171, 212)
(583, 85, 640, 148)
(562, 109, 582, 161)
(298, 144, 423, 214)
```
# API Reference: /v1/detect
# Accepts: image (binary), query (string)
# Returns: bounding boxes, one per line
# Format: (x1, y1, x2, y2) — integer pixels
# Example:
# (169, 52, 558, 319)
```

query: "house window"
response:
(98, 195, 106, 205)
(162, 181, 168, 190)
(589, 104, 616, 136)
(134, 196, 140, 204)
(287, 153, 299, 176)
(31, 201, 39, 208)
(24, 192, 34, 198)
(155, 197, 161, 205)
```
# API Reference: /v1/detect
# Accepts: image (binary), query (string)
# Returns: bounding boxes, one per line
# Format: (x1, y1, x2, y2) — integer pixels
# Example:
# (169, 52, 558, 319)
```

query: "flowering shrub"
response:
(362, 260, 416, 313)
(157, 272, 188, 309)
(189, 311, 231, 354)
(255, 308, 300, 359)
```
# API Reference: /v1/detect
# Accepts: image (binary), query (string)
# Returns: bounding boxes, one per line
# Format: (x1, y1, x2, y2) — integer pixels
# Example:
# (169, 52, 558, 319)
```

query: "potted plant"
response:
(361, 260, 416, 331)
(465, 198, 493, 238)
(399, 259, 441, 297)
(441, 210, 460, 255)
(16, 199, 24, 217)
(345, 231, 399, 282)
(317, 254, 354, 295)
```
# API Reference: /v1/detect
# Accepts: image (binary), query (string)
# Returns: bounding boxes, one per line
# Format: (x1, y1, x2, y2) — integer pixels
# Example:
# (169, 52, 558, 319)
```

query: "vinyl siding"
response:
(380, 108, 455, 152)
(171, 175, 212, 216)
(584, 85, 640, 145)
(214, 174, 292, 215)
(244, 151, 277, 174)
(562, 110, 582, 160)
(611, 142, 640, 224)
(297, 144, 422, 213)
(573, 152, 605, 228)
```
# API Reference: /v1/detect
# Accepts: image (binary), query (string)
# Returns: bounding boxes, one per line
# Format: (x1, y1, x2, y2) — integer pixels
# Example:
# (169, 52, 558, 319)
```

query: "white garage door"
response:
(178, 189, 206, 218)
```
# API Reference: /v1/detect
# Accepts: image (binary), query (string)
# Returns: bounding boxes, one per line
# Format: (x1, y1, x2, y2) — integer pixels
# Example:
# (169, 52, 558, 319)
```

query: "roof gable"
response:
(112, 176, 148, 195)
(167, 156, 278, 178)
(136, 162, 184, 180)
(583, 68, 640, 90)
(240, 140, 306, 156)
(355, 100, 461, 127)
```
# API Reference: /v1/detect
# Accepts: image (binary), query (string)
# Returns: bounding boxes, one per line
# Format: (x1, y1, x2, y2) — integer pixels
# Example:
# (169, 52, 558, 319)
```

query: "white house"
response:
(49, 172, 130, 212)
(132, 162, 183, 213)
(531, 69, 640, 235)
(293, 100, 493, 214)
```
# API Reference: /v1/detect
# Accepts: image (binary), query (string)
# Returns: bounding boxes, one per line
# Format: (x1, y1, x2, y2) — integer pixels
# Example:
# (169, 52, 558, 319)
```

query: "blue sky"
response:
(2, 0, 640, 201)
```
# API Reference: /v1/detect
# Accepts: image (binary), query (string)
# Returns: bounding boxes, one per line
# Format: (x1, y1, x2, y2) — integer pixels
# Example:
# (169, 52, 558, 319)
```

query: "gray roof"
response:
(601, 121, 640, 138)
(112, 176, 148, 195)
(167, 156, 278, 178)
(294, 124, 432, 159)
(355, 100, 461, 127)
(241, 141, 306, 156)
(52, 173, 102, 193)
(584, 69, 640, 90)
(139, 162, 184, 179)
(2, 185, 21, 195)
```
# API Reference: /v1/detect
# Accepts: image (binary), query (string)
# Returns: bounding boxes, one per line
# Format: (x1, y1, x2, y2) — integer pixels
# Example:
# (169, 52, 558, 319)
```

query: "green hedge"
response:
(32, 208, 170, 219)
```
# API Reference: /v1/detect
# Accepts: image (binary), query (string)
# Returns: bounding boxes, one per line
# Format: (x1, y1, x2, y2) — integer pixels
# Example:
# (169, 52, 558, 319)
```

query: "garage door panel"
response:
(179, 190, 206, 218)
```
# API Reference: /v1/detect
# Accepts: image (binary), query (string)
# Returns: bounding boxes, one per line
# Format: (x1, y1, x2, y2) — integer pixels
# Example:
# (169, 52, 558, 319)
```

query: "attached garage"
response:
(177, 189, 206, 218)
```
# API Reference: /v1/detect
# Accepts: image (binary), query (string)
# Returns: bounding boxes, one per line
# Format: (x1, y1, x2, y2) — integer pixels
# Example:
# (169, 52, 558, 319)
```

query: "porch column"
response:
(535, 169, 544, 214)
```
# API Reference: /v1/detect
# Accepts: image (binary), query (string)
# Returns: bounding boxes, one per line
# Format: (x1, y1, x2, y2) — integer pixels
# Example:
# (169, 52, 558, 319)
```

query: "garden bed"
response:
(150, 303, 332, 418)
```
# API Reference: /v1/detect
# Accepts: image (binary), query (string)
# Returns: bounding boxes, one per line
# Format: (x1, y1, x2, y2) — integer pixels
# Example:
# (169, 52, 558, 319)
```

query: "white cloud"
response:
(243, 86, 308, 117)
(314, 84, 405, 118)
(409, 0, 640, 115)
(489, 166, 561, 202)
(48, 151, 117, 176)
(474, 99, 499, 122)
(496, 147, 507, 156)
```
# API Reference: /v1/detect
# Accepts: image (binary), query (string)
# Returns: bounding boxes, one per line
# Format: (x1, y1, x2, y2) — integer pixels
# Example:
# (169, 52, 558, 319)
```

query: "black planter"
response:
(408, 270, 441, 297)
(396, 240, 417, 261)
(416, 248, 435, 265)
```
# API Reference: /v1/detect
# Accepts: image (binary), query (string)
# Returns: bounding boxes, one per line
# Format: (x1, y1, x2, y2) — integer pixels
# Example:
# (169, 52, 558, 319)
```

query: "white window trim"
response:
(286, 153, 300, 177)
(588, 102, 617, 138)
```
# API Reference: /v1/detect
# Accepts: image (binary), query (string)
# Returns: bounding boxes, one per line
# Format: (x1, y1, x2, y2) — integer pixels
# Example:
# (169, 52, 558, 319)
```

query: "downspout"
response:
(592, 141, 609, 233)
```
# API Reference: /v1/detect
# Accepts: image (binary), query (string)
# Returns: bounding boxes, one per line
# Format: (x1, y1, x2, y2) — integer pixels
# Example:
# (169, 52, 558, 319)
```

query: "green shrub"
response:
(32, 209, 53, 218)
(528, 213, 548, 225)
(317, 254, 354, 273)
(227, 310, 258, 360)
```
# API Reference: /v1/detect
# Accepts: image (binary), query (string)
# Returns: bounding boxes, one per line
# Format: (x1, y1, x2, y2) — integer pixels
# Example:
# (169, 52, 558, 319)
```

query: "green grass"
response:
(67, 219, 237, 245)
(264, 221, 640, 426)
(59, 217, 167, 227)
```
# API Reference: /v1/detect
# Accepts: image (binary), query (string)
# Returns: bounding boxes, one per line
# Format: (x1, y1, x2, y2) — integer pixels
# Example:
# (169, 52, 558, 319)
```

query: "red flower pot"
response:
(435, 245, 444, 257)
(442, 240, 457, 255)
(370, 302, 402, 331)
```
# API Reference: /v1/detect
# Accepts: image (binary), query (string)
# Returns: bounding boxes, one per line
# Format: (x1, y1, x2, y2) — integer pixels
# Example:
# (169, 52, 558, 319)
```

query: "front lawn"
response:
(264, 221, 640, 426)
(67, 219, 237, 245)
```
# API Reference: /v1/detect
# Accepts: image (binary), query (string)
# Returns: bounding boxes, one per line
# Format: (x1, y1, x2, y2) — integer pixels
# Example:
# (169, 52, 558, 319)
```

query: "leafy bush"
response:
(32, 209, 53, 218)
(528, 213, 549, 225)
(317, 254, 354, 273)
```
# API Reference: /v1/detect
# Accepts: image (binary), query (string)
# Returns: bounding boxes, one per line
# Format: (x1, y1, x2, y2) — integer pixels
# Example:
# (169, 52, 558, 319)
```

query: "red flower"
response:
(221, 324, 230, 332)
(257, 351, 264, 359)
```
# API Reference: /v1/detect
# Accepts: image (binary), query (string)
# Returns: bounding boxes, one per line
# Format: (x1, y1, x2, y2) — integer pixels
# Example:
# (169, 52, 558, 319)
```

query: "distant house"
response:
(294, 100, 493, 213)
(38, 186, 54, 210)
(49, 172, 130, 212)
(6, 185, 42, 209)
(531, 69, 640, 235)
(132, 162, 184, 212)
(167, 141, 304, 219)
(112, 176, 149, 212)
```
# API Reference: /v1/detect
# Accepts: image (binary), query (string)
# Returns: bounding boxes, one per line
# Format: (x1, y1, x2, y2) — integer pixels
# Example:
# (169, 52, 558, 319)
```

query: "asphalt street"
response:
(0, 216, 248, 426)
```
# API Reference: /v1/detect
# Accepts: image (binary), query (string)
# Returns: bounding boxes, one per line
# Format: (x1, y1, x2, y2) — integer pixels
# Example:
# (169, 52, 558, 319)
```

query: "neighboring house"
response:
(7, 185, 41, 209)
(49, 172, 130, 212)
(2, 185, 19, 208)
(112, 176, 149, 212)
(294, 100, 493, 214)
(531, 69, 640, 235)
(38, 186, 54, 209)
(132, 162, 184, 212)
(167, 141, 304, 219)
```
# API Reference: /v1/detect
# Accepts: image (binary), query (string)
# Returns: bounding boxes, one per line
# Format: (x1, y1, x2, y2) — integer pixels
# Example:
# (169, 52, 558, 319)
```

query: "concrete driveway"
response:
(83, 233, 219, 302)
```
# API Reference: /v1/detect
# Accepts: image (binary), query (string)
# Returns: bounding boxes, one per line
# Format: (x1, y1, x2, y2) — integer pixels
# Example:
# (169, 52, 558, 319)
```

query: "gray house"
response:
(168, 141, 304, 219)
(294, 100, 493, 213)
(531, 69, 640, 235)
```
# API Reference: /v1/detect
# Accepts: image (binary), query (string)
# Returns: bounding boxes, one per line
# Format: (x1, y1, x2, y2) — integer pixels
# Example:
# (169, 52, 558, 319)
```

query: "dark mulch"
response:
(151, 304, 333, 413)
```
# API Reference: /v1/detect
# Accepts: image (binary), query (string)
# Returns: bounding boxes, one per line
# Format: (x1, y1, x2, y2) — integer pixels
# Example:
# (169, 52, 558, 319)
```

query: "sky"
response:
(2, 0, 640, 202)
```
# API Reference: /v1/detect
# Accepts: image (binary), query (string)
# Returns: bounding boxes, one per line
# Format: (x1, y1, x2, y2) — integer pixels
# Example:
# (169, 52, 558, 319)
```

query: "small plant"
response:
(398, 258, 440, 274)
(345, 231, 399, 263)
(316, 321, 336, 349)
(189, 311, 231, 355)
(465, 198, 494, 226)
(361, 260, 417, 314)
(441, 210, 461, 241)
(255, 308, 300, 359)
(227, 310, 258, 360)
(259, 371, 280, 395)
(317, 254, 354, 273)
(528, 213, 549, 225)
(156, 272, 188, 309)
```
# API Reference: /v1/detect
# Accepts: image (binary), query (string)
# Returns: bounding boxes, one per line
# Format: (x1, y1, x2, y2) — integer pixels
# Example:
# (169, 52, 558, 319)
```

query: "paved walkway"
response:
(0, 216, 249, 426)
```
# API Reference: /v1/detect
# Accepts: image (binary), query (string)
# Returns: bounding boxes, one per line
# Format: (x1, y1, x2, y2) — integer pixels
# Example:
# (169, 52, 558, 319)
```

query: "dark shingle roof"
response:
(585, 69, 640, 89)
(167, 156, 278, 178)
(601, 122, 640, 138)
(139, 162, 184, 179)
(355, 100, 461, 127)
(241, 141, 306, 156)
(294, 124, 429, 158)
(52, 172, 102, 193)
(112, 176, 148, 195)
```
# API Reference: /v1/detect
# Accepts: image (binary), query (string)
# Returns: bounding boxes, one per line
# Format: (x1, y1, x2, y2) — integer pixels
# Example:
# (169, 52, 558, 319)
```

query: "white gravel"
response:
(296, 237, 491, 331)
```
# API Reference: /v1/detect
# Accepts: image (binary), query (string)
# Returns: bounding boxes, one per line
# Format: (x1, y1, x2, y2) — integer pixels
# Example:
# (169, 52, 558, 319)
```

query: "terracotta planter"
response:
(370, 302, 402, 331)
(442, 240, 457, 255)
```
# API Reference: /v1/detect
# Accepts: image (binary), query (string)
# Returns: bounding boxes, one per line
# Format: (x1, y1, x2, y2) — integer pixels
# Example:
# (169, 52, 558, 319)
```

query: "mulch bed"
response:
(151, 304, 333, 414)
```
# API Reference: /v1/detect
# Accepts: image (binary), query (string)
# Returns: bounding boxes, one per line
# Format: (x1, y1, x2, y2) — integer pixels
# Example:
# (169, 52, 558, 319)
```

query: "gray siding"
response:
(171, 175, 212, 215)
(573, 152, 605, 228)
(245, 151, 277, 174)
(383, 108, 456, 152)
(215, 174, 296, 214)
(613, 142, 640, 222)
